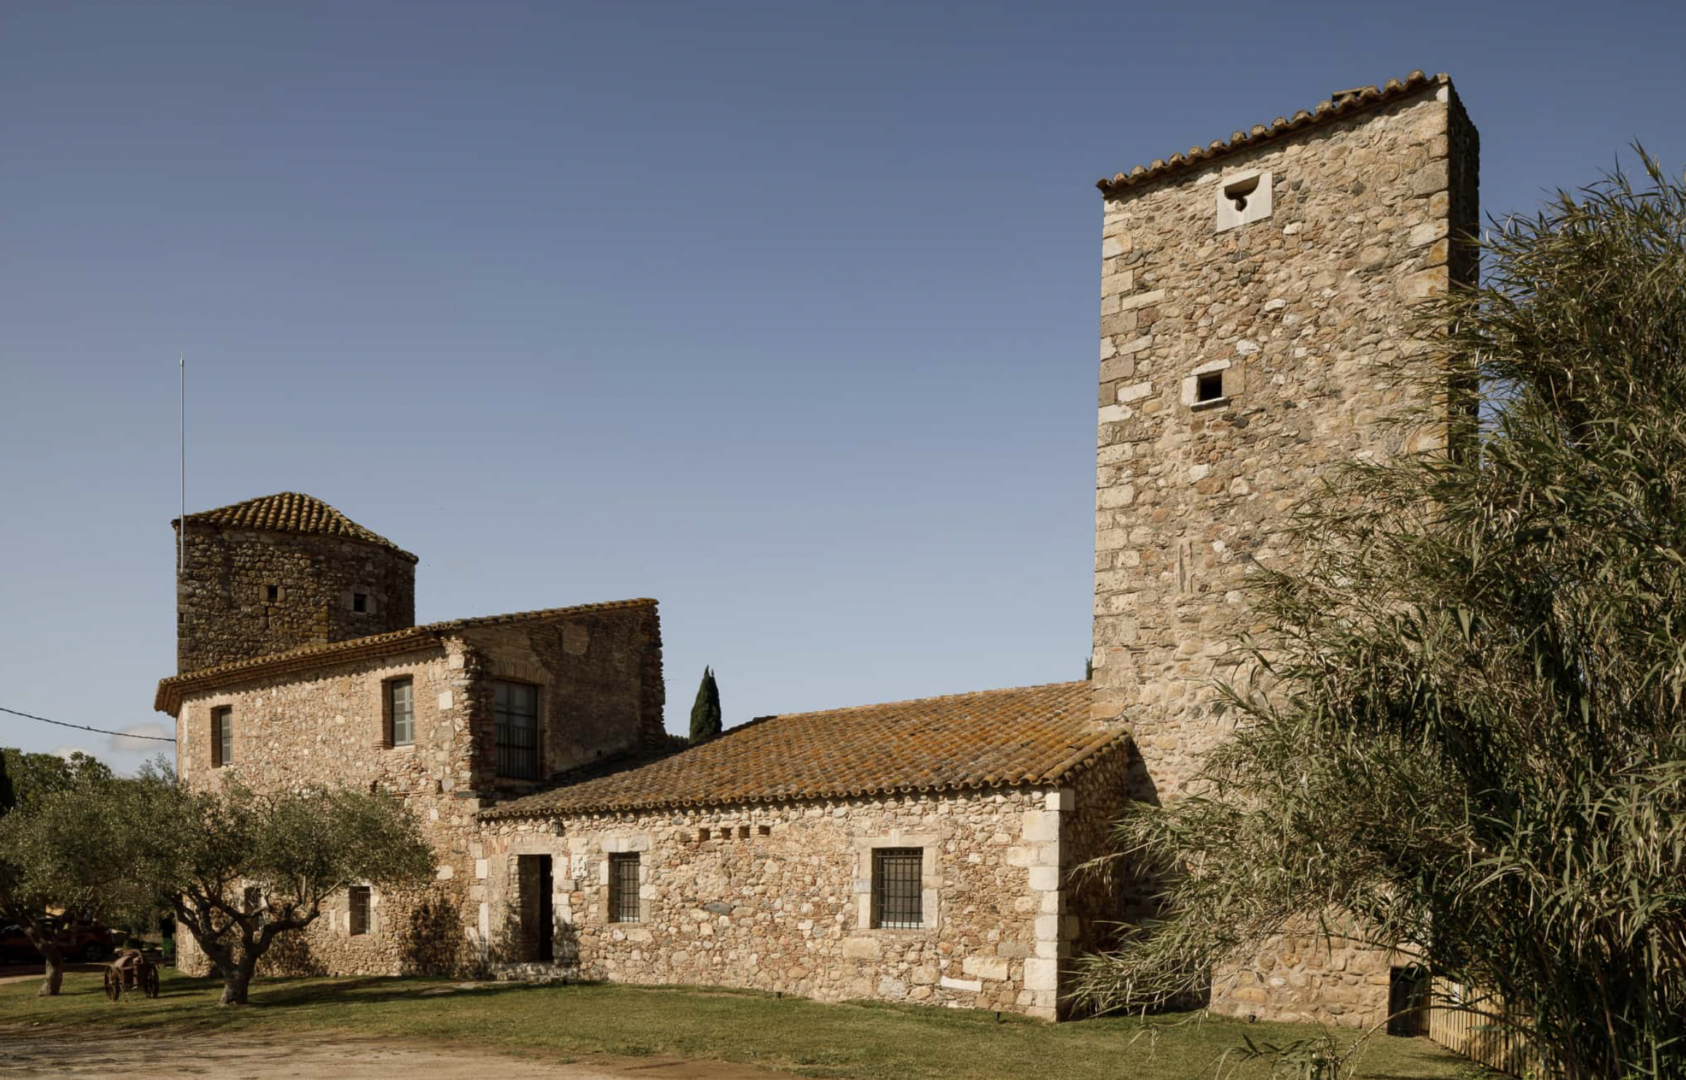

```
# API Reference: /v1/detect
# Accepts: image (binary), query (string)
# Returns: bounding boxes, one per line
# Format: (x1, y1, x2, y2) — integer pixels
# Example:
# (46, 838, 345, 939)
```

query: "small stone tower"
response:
(1090, 73, 1478, 1025)
(174, 492, 418, 673)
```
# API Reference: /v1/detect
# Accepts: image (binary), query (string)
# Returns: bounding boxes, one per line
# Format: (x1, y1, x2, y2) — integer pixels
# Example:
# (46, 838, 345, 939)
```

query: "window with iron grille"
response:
(872, 848, 924, 929)
(494, 680, 540, 779)
(387, 677, 414, 747)
(609, 853, 641, 923)
(348, 886, 371, 936)
(212, 707, 233, 768)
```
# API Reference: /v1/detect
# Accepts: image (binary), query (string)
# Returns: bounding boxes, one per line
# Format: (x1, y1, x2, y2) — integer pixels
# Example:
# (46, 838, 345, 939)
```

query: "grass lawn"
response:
(0, 971, 1482, 1080)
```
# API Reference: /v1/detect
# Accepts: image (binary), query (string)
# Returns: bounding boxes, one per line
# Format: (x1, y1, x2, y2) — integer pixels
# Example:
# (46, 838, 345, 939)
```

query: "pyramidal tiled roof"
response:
(1098, 70, 1451, 196)
(175, 492, 415, 560)
(483, 680, 1124, 818)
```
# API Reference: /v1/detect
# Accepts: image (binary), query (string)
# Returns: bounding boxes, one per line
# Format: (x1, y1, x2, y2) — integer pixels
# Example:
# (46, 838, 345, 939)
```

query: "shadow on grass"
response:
(244, 975, 594, 1011)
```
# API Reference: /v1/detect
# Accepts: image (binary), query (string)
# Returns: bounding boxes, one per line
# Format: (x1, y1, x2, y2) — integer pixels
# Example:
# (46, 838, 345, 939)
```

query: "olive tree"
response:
(116, 763, 434, 1004)
(1073, 156, 1686, 1080)
(0, 760, 130, 996)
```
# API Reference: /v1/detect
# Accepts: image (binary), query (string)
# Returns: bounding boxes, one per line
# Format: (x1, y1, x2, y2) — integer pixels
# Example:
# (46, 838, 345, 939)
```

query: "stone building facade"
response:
(1089, 71, 1479, 1027)
(476, 681, 1124, 1021)
(157, 499, 666, 979)
(154, 71, 1481, 1028)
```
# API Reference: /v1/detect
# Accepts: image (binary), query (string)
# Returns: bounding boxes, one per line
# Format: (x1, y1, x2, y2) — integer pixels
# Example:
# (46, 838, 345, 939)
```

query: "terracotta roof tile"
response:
(1098, 71, 1450, 197)
(482, 680, 1122, 818)
(154, 598, 658, 713)
(174, 492, 416, 560)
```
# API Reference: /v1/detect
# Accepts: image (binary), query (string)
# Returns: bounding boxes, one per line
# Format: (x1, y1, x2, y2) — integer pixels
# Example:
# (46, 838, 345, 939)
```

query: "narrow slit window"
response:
(212, 706, 233, 768)
(609, 853, 641, 923)
(871, 848, 924, 929)
(348, 886, 370, 936)
(387, 677, 414, 747)
(1196, 371, 1225, 403)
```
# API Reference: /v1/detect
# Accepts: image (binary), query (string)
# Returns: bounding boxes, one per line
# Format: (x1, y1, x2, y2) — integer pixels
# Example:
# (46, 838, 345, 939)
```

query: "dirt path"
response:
(0, 1029, 796, 1079)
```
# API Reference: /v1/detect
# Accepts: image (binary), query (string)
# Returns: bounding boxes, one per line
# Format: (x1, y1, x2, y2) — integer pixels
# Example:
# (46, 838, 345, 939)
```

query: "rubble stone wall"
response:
(172, 641, 478, 977)
(461, 604, 667, 795)
(1091, 84, 1479, 1027)
(479, 786, 1075, 1018)
(175, 524, 416, 674)
(172, 605, 663, 979)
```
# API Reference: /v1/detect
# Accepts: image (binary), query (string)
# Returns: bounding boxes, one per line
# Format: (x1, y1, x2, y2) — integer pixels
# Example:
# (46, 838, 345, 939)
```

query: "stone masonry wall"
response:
(479, 786, 1074, 1019)
(1091, 85, 1479, 1027)
(462, 604, 667, 795)
(175, 524, 416, 674)
(1060, 743, 1138, 968)
(173, 641, 479, 977)
(172, 605, 663, 979)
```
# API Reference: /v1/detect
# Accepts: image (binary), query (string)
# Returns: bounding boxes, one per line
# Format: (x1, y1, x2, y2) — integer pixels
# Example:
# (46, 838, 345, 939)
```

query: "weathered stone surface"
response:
(1091, 84, 1479, 1030)
(479, 787, 1074, 1019)
(175, 522, 415, 675)
(171, 601, 664, 982)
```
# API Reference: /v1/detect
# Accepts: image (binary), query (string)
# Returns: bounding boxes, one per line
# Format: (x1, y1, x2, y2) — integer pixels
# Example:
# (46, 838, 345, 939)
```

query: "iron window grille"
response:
(387, 677, 414, 747)
(348, 886, 370, 936)
(609, 853, 641, 923)
(212, 707, 233, 768)
(494, 680, 540, 780)
(872, 848, 924, 929)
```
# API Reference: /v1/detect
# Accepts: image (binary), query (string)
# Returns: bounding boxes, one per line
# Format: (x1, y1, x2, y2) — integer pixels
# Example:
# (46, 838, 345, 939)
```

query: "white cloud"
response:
(50, 745, 92, 760)
(107, 723, 170, 755)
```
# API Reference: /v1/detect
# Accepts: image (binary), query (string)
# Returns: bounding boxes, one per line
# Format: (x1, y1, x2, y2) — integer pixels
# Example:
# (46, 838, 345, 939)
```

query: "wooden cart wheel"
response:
(103, 967, 121, 1002)
(142, 964, 160, 998)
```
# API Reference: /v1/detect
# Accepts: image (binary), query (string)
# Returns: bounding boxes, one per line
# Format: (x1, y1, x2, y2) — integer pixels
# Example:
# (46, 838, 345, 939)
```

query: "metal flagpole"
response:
(179, 352, 185, 576)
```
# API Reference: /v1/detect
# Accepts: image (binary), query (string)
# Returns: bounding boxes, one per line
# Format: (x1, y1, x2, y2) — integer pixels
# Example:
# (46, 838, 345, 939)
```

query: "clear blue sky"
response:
(3, 0, 1682, 772)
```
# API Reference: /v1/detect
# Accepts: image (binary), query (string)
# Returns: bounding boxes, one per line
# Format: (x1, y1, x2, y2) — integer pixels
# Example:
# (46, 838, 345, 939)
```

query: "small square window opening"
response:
(353, 593, 368, 613)
(871, 848, 924, 929)
(265, 584, 279, 602)
(1196, 372, 1225, 403)
(757, 825, 771, 837)
(697, 828, 711, 842)
(737, 825, 750, 839)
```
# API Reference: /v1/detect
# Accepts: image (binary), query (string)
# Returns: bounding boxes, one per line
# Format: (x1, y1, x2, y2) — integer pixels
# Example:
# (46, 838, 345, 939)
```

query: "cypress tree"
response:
(689, 667, 722, 744)
(0, 750, 14, 817)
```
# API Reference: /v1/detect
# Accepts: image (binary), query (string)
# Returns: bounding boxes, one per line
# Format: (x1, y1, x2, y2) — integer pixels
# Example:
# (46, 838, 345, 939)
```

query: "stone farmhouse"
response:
(156, 71, 1477, 1026)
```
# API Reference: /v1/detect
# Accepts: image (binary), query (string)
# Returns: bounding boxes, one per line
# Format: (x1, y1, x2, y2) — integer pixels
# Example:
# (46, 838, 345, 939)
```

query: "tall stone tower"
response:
(1090, 74, 1478, 1025)
(174, 492, 418, 674)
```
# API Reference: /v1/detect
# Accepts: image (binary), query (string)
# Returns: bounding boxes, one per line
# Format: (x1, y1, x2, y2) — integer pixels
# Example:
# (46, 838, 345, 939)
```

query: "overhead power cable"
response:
(0, 705, 177, 743)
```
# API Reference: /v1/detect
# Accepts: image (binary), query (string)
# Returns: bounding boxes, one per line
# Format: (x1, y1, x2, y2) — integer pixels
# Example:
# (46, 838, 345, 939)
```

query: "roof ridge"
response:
(750, 679, 1090, 724)
(481, 680, 1113, 820)
(1098, 70, 1450, 197)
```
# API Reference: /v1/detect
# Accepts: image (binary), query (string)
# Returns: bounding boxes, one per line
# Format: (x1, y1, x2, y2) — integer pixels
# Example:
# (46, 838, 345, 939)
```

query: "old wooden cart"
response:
(103, 949, 160, 1001)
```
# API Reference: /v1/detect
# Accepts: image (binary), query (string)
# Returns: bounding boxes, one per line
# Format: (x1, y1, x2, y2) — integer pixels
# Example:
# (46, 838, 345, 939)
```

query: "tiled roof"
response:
(174, 492, 416, 560)
(482, 680, 1121, 818)
(155, 598, 658, 713)
(1098, 71, 1450, 197)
